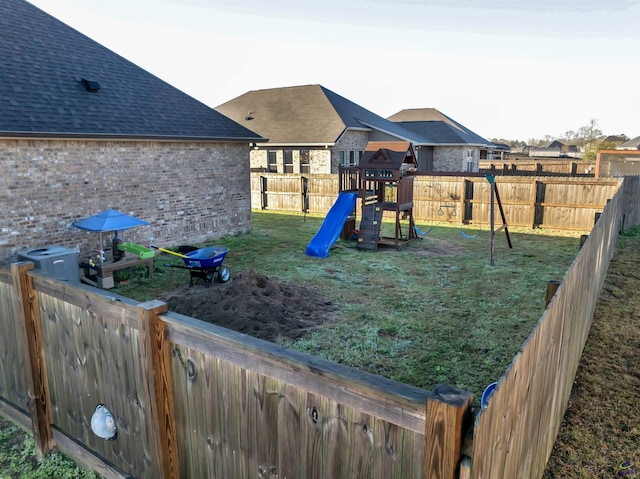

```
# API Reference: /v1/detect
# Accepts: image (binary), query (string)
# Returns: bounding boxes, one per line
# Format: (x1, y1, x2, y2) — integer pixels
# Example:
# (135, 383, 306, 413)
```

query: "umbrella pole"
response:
(99, 232, 104, 266)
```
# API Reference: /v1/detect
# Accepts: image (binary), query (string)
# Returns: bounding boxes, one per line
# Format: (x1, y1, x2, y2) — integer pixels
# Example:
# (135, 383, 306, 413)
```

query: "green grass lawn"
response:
(121, 210, 581, 400)
(0, 210, 589, 477)
(6, 210, 634, 478)
(0, 419, 96, 478)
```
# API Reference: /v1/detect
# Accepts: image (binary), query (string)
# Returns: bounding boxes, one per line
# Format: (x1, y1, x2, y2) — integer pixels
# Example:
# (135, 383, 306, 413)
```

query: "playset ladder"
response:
(357, 203, 383, 250)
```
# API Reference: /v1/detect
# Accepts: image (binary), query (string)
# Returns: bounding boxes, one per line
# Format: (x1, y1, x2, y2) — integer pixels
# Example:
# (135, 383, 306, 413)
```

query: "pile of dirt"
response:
(160, 270, 338, 343)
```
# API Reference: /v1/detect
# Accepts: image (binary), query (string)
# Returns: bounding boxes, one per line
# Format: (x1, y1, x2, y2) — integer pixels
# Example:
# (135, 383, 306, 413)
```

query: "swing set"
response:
(422, 173, 513, 265)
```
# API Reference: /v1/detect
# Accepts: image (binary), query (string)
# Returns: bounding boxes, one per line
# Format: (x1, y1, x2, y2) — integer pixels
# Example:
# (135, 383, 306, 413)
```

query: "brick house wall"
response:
(0, 138, 252, 261)
(248, 131, 369, 174)
(246, 132, 486, 174)
(433, 146, 480, 172)
(250, 149, 267, 170)
(309, 150, 331, 173)
(332, 131, 369, 172)
(250, 147, 332, 174)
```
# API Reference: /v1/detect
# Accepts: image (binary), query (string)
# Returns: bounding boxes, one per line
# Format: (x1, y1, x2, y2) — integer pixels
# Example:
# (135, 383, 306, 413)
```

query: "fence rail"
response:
(251, 173, 619, 232)
(0, 263, 472, 479)
(478, 160, 596, 176)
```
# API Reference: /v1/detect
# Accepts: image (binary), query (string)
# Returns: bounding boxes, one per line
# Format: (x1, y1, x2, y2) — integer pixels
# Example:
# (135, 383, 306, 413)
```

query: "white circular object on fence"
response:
(91, 404, 117, 440)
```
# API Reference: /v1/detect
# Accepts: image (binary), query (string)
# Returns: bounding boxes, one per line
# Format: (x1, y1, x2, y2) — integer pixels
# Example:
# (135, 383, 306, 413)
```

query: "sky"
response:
(28, 0, 640, 141)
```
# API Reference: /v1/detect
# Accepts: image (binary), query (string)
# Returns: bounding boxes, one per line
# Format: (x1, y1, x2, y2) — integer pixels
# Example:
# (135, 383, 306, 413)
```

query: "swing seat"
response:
(460, 230, 481, 239)
(414, 225, 432, 237)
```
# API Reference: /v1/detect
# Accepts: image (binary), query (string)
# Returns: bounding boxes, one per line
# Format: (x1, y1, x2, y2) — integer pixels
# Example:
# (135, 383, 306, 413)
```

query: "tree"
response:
(577, 119, 602, 148)
(575, 119, 603, 161)
(563, 130, 578, 142)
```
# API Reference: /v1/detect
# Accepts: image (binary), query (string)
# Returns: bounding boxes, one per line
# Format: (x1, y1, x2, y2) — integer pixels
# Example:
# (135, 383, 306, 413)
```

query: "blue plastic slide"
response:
(306, 192, 358, 258)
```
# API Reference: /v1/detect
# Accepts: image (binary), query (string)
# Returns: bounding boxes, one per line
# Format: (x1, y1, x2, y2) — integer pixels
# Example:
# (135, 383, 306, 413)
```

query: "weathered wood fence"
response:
(478, 160, 596, 176)
(3, 176, 638, 478)
(468, 175, 640, 478)
(0, 264, 472, 478)
(251, 173, 618, 232)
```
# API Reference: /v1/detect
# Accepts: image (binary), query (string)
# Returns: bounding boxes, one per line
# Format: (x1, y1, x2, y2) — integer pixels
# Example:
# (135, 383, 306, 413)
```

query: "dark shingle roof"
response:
(387, 108, 492, 146)
(0, 0, 262, 141)
(617, 136, 640, 150)
(216, 84, 428, 145)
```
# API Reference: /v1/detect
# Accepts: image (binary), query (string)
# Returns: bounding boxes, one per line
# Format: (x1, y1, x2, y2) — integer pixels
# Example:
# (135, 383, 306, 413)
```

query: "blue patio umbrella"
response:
(73, 209, 150, 257)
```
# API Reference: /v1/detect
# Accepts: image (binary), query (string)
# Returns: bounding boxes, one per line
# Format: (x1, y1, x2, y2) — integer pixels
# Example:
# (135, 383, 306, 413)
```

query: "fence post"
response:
(579, 234, 589, 250)
(137, 300, 180, 479)
(529, 180, 538, 229)
(546, 280, 561, 307)
(260, 175, 268, 210)
(10, 262, 54, 457)
(423, 385, 473, 479)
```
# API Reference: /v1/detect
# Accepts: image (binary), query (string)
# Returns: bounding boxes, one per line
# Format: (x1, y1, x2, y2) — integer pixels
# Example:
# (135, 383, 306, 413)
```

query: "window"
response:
(339, 150, 346, 166)
(284, 150, 293, 173)
(300, 150, 310, 173)
(466, 149, 475, 172)
(267, 151, 277, 172)
(349, 150, 356, 167)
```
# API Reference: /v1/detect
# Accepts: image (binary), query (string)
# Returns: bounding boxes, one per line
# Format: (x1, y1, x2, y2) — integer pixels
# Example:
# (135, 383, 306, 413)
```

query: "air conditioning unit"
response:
(17, 245, 79, 284)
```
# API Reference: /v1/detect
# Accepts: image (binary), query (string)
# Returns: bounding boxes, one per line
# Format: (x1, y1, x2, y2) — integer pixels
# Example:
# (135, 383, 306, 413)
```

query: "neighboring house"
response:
(617, 136, 640, 150)
(602, 135, 626, 144)
(523, 146, 562, 158)
(386, 108, 497, 171)
(216, 85, 495, 174)
(547, 140, 580, 156)
(0, 0, 263, 260)
(490, 143, 511, 160)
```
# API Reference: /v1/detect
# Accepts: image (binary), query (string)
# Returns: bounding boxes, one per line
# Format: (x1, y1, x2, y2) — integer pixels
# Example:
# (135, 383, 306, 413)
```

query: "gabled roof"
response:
(617, 136, 640, 150)
(360, 149, 407, 170)
(386, 108, 493, 147)
(0, 0, 262, 142)
(360, 141, 417, 171)
(215, 84, 429, 145)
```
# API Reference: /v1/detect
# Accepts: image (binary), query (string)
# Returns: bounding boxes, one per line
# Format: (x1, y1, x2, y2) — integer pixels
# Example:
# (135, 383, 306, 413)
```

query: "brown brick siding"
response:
(0, 139, 251, 260)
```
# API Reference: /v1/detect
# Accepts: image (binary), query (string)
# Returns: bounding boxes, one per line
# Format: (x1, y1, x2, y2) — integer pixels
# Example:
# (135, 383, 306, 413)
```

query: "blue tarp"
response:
(306, 192, 357, 258)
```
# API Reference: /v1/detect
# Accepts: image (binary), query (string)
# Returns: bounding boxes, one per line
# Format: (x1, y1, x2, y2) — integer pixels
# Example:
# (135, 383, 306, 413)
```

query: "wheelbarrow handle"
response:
(149, 245, 189, 259)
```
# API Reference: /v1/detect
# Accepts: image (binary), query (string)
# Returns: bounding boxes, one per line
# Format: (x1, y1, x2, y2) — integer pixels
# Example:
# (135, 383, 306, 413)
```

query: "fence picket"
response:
(251, 173, 620, 232)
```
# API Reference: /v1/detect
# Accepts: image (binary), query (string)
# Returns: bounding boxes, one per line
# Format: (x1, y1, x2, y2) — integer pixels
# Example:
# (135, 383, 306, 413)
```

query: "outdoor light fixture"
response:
(90, 404, 117, 440)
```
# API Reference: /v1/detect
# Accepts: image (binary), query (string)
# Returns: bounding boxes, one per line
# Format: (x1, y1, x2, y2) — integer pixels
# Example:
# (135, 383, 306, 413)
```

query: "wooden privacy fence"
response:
(0, 264, 473, 479)
(468, 176, 640, 479)
(478, 160, 596, 176)
(251, 173, 619, 232)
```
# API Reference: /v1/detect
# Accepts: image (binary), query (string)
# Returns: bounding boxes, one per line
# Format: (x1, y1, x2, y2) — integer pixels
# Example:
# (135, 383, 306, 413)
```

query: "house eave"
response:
(0, 131, 265, 143)
(414, 142, 495, 148)
(355, 120, 414, 143)
(254, 142, 335, 148)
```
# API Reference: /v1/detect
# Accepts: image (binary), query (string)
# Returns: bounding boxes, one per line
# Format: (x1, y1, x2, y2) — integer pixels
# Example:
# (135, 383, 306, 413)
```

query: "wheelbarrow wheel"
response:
(217, 265, 231, 283)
